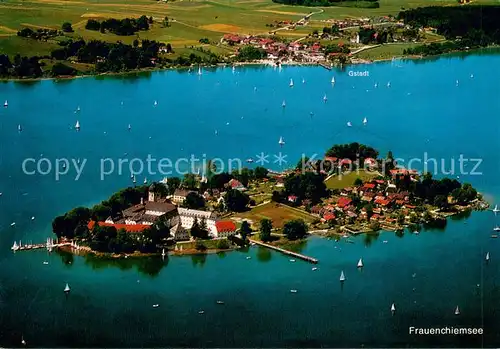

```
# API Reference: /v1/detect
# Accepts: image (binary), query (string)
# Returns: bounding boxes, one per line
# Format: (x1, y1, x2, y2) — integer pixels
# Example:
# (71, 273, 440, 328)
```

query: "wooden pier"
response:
(249, 239, 318, 264)
(318, 63, 332, 71)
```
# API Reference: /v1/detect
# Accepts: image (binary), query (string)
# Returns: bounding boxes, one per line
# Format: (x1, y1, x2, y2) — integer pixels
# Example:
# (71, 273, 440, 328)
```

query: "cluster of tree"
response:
(182, 192, 206, 210)
(0, 54, 43, 78)
(191, 218, 210, 239)
(325, 142, 379, 162)
(17, 27, 62, 41)
(199, 38, 210, 44)
(283, 219, 308, 240)
(51, 62, 77, 76)
(322, 25, 340, 35)
(324, 44, 351, 55)
(224, 189, 250, 212)
(403, 39, 476, 56)
(236, 45, 267, 61)
(399, 6, 500, 54)
(62, 22, 74, 33)
(280, 172, 328, 204)
(166, 50, 222, 66)
(357, 27, 398, 45)
(451, 183, 477, 205)
(85, 16, 152, 35)
(51, 38, 165, 73)
(272, 0, 378, 7)
(204, 167, 268, 190)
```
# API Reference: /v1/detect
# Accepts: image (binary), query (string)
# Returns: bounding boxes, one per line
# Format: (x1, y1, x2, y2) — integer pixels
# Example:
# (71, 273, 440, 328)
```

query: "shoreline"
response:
(2, 46, 499, 83)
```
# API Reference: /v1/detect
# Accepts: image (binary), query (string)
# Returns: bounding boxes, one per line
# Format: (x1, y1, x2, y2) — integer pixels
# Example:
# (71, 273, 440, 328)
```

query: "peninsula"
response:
(51, 143, 487, 258)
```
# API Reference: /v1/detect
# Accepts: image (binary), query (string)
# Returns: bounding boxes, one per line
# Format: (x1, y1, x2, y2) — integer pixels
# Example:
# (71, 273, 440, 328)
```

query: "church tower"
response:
(148, 184, 155, 202)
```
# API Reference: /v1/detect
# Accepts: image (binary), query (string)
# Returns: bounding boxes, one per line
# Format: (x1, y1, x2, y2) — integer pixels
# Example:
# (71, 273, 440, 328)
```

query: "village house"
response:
(172, 189, 196, 204)
(227, 178, 246, 191)
(214, 220, 237, 238)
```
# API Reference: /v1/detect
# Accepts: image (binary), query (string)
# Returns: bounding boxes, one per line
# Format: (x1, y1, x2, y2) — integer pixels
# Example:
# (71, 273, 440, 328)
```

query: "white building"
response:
(214, 220, 237, 238)
(172, 189, 196, 204)
(170, 223, 189, 241)
(178, 208, 218, 235)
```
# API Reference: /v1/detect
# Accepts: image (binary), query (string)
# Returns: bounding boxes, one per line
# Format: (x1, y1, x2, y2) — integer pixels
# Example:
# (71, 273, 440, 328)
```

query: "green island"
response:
(52, 143, 488, 259)
(0, 0, 500, 79)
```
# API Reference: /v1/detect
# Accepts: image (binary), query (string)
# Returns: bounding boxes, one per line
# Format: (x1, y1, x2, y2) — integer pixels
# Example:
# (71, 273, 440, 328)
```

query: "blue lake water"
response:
(0, 52, 499, 347)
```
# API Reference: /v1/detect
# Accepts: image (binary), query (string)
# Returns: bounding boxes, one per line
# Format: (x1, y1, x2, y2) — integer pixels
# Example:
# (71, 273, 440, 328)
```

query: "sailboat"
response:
(456, 79, 459, 86)
(331, 76, 335, 84)
(374, 83, 378, 88)
(214, 129, 218, 136)
(132, 175, 137, 184)
(493, 226, 500, 232)
(3, 100, 8, 107)
(387, 81, 391, 88)
(339, 271, 345, 282)
(161, 248, 166, 257)
(455, 306, 460, 315)
(11, 241, 19, 251)
(470, 73, 474, 78)
(492, 204, 499, 213)
(21, 336, 26, 346)
(75, 120, 80, 131)
(282, 100, 286, 108)
(289, 78, 294, 87)
(278, 136, 285, 147)
(128, 124, 131, 131)
(232, 66, 235, 73)
(198, 66, 202, 76)
(486, 252, 490, 261)
(391, 303, 396, 314)
(290, 289, 298, 293)
(302, 78, 305, 84)
(18, 124, 22, 132)
(323, 94, 327, 102)
(363, 117, 367, 125)
(143, 177, 147, 184)
(357, 258, 363, 268)
(64, 283, 71, 293)
(347, 122, 352, 127)
(154, 100, 158, 106)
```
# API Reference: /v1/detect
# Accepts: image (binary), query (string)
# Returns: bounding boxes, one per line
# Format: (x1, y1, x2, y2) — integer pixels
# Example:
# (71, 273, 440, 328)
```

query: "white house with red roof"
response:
(227, 178, 246, 191)
(215, 220, 237, 238)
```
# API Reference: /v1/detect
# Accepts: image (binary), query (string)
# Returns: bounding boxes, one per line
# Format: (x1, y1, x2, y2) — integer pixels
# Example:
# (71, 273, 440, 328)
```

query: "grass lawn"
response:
(232, 201, 315, 229)
(325, 170, 378, 189)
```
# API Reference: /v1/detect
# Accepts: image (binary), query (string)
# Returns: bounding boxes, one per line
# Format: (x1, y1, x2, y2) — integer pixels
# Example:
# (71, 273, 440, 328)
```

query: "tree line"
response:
(85, 15, 152, 35)
(271, 0, 378, 7)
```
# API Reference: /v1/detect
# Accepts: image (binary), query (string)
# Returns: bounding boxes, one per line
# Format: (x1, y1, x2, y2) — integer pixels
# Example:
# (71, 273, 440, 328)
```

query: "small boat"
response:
(383, 240, 388, 244)
(132, 175, 136, 184)
(161, 248, 166, 257)
(492, 204, 499, 213)
(128, 124, 131, 131)
(387, 82, 391, 88)
(215, 129, 218, 135)
(31, 216, 35, 220)
(357, 258, 363, 268)
(331, 76, 335, 84)
(456, 79, 459, 86)
(391, 303, 396, 314)
(282, 100, 286, 108)
(486, 252, 490, 261)
(323, 94, 327, 102)
(18, 124, 22, 132)
(339, 271, 345, 282)
(21, 336, 26, 346)
(246, 158, 254, 163)
(43, 261, 49, 265)
(470, 73, 474, 78)
(455, 306, 460, 315)
(374, 83, 378, 88)
(11, 241, 19, 251)
(143, 177, 147, 184)
(232, 66, 235, 73)
(414, 230, 419, 235)
(491, 234, 498, 238)
(3, 100, 8, 107)
(64, 283, 70, 293)
(347, 122, 352, 127)
(254, 87, 257, 91)
(312, 267, 318, 271)
(153, 304, 159, 308)
(302, 78, 305, 84)
(290, 289, 297, 293)
(289, 78, 294, 87)
(75, 120, 80, 131)
(154, 100, 158, 106)
(216, 300, 224, 304)
(494, 226, 500, 232)
(198, 66, 202, 76)
(246, 256, 251, 260)
(198, 310, 205, 314)
(278, 136, 285, 146)
(362, 117, 367, 125)
(289, 259, 296, 262)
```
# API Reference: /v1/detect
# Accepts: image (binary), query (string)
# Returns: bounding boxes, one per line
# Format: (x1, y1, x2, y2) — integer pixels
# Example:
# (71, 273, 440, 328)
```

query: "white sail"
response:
(387, 81, 391, 88)
(154, 100, 158, 106)
(64, 283, 70, 292)
(289, 78, 294, 87)
(347, 122, 352, 127)
(232, 66, 235, 73)
(282, 100, 286, 108)
(455, 306, 460, 315)
(3, 100, 7, 107)
(323, 94, 327, 102)
(363, 117, 367, 125)
(331, 76, 335, 84)
(128, 124, 131, 131)
(493, 204, 499, 213)
(18, 124, 22, 132)
(486, 252, 490, 261)
(278, 136, 285, 146)
(133, 175, 136, 183)
(374, 83, 378, 88)
(198, 66, 202, 75)
(391, 303, 396, 312)
(339, 271, 345, 282)
(75, 120, 80, 130)
(302, 78, 305, 84)
(11, 241, 18, 251)
(357, 258, 363, 268)
(162, 248, 165, 257)
(456, 79, 459, 86)
(144, 177, 147, 184)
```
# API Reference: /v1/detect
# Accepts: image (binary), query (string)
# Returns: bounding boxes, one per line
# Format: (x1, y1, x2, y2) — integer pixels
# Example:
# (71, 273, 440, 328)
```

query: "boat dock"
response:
(14, 242, 71, 251)
(318, 63, 332, 70)
(249, 239, 318, 264)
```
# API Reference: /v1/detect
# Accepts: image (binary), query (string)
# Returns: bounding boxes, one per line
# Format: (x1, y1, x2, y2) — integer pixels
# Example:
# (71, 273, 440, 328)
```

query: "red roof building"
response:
(337, 197, 352, 208)
(215, 220, 236, 235)
(323, 213, 336, 221)
(339, 158, 352, 166)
